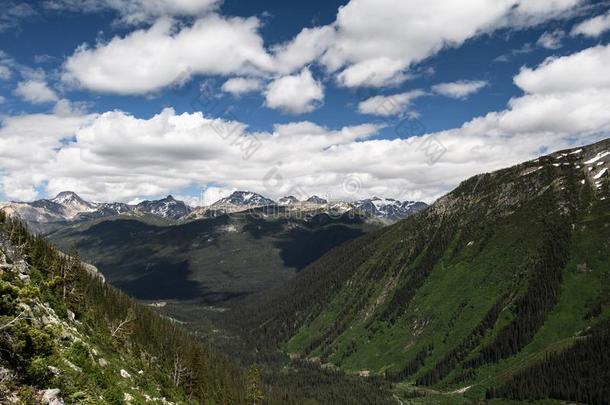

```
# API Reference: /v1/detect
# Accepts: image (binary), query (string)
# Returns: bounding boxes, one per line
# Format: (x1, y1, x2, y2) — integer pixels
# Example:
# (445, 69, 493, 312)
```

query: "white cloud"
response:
(358, 90, 426, 116)
(0, 112, 96, 201)
(14, 80, 59, 104)
(175, 194, 204, 207)
(199, 186, 235, 206)
(271, 26, 335, 75)
(0, 65, 11, 80)
(513, 45, 610, 94)
(0, 2, 36, 32)
(320, 0, 582, 88)
(63, 16, 274, 94)
(0, 96, 5, 104)
(221, 77, 263, 96)
(571, 11, 610, 37)
(0, 51, 14, 80)
(2, 45, 609, 204)
(432, 80, 488, 99)
(432, 45, 610, 147)
(43, 0, 221, 25)
(336, 58, 412, 88)
(264, 68, 324, 114)
(0, 107, 381, 202)
(52, 99, 90, 116)
(536, 30, 564, 49)
(59, 0, 585, 95)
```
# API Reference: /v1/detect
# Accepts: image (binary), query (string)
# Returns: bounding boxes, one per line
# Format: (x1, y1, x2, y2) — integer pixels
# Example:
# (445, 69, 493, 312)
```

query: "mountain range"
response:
(0, 192, 190, 231)
(0, 190, 427, 233)
(0, 189, 429, 318)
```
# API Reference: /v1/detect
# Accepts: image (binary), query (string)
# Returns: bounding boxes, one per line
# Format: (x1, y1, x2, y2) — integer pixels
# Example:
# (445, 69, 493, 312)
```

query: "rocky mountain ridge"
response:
(1, 190, 428, 228)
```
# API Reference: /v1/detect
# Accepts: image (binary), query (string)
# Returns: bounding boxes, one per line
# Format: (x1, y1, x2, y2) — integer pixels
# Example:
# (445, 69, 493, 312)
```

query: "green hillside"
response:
(0, 211, 253, 404)
(232, 139, 610, 403)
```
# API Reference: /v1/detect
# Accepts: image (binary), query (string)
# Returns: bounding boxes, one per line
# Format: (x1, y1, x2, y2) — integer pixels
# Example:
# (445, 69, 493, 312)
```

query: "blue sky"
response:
(0, 0, 609, 204)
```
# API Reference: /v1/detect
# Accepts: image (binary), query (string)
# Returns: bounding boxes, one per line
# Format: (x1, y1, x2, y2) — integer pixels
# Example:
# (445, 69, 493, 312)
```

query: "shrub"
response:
(0, 280, 19, 313)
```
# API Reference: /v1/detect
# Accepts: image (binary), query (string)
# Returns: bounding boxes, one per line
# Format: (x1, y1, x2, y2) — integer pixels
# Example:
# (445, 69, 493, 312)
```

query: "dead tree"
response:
(110, 308, 135, 339)
(172, 353, 189, 387)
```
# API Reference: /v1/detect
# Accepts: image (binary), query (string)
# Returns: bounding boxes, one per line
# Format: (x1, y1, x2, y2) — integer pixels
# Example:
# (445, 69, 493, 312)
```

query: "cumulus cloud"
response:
(221, 77, 263, 96)
(513, 45, 610, 94)
(0, 107, 381, 202)
(271, 26, 335, 75)
(2, 45, 609, 204)
(199, 186, 235, 206)
(571, 11, 610, 37)
(0, 96, 5, 104)
(0, 112, 97, 201)
(264, 68, 324, 114)
(358, 90, 426, 116)
(320, 0, 582, 88)
(63, 16, 273, 94)
(14, 80, 59, 104)
(60, 0, 585, 95)
(43, 0, 221, 25)
(432, 80, 488, 99)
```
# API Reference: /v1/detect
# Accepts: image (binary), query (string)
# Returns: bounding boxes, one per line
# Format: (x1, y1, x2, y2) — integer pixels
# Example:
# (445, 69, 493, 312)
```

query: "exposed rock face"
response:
(135, 195, 191, 220)
(39, 388, 63, 405)
(0, 192, 192, 230)
(306, 195, 328, 204)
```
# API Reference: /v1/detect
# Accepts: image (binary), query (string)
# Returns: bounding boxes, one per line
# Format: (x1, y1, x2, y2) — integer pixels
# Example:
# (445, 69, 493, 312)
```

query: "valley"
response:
(47, 209, 377, 327)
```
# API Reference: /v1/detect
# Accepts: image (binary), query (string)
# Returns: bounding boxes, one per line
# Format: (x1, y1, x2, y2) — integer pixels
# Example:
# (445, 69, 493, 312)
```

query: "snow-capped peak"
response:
(352, 197, 427, 220)
(135, 196, 190, 220)
(52, 191, 86, 205)
(279, 196, 299, 205)
(306, 195, 328, 204)
(212, 191, 275, 207)
(48, 191, 97, 218)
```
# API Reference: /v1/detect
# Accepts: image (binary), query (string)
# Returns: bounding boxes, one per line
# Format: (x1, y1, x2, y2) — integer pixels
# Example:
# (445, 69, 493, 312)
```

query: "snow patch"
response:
(219, 225, 238, 233)
(451, 385, 472, 394)
(584, 151, 609, 165)
(593, 168, 608, 180)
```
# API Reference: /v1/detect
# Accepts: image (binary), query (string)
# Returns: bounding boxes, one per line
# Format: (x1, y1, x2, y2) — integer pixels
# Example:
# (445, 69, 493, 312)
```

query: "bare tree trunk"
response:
(0, 310, 26, 331)
(172, 354, 188, 387)
(110, 309, 135, 339)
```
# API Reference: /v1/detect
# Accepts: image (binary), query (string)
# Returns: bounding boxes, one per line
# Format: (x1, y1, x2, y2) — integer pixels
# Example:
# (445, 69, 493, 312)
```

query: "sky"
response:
(0, 0, 609, 206)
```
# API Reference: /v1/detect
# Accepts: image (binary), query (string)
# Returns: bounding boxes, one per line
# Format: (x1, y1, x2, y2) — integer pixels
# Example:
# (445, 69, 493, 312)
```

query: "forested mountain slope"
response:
(0, 212, 253, 404)
(48, 209, 377, 305)
(233, 138, 610, 403)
